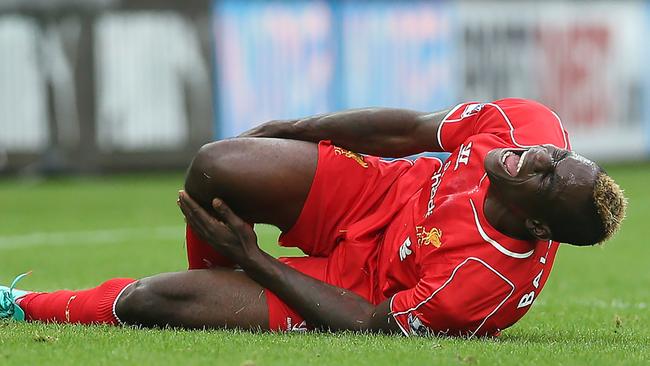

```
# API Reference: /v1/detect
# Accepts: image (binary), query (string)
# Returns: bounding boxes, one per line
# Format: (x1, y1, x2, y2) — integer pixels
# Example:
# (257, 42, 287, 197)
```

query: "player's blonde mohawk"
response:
(593, 172, 628, 243)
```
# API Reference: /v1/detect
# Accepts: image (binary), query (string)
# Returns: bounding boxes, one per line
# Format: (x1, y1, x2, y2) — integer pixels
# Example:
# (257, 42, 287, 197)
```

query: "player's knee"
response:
(184, 140, 230, 207)
(115, 276, 200, 327)
(114, 280, 162, 325)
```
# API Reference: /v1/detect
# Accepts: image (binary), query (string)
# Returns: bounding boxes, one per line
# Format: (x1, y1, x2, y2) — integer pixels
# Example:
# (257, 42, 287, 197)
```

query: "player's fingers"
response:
(178, 191, 217, 234)
(176, 197, 186, 222)
(178, 194, 206, 233)
(211, 198, 248, 233)
(179, 190, 209, 217)
(179, 191, 233, 237)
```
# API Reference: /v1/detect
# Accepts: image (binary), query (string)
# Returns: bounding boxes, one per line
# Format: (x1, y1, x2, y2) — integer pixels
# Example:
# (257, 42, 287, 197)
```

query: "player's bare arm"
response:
(240, 108, 451, 157)
(178, 191, 401, 333)
(184, 107, 451, 224)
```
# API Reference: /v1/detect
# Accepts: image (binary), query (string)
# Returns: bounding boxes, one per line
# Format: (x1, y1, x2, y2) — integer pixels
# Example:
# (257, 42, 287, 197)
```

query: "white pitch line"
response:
(0, 226, 184, 249)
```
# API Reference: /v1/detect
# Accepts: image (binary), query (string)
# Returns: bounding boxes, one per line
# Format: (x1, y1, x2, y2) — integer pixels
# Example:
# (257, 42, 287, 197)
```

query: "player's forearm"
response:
(177, 192, 399, 333)
(243, 108, 445, 157)
(240, 249, 392, 332)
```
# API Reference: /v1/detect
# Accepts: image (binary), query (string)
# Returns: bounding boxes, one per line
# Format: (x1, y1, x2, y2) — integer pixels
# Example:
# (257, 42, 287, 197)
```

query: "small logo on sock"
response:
(65, 295, 77, 322)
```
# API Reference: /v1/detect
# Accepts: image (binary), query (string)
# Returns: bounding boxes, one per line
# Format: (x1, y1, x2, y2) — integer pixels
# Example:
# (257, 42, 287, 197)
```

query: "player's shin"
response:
(186, 224, 234, 269)
(16, 278, 136, 325)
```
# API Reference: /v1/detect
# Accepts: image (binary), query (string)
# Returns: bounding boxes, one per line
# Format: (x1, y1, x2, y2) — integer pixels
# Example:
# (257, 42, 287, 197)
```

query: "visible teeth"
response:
(516, 150, 528, 173)
(502, 151, 512, 164)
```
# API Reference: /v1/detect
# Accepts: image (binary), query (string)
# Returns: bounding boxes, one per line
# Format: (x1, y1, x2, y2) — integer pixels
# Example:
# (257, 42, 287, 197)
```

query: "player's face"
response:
(484, 144, 599, 220)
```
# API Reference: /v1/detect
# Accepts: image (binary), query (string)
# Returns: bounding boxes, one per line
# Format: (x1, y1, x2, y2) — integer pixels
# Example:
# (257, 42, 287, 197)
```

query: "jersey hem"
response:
(389, 294, 410, 336)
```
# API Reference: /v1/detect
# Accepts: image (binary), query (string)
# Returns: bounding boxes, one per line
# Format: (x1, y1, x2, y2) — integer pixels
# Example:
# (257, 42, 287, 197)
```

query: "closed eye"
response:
(552, 149, 570, 166)
(537, 172, 554, 195)
(539, 152, 562, 195)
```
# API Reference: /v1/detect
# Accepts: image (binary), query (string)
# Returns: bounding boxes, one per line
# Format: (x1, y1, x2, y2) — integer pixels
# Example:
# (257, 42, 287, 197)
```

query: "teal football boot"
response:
(0, 273, 32, 321)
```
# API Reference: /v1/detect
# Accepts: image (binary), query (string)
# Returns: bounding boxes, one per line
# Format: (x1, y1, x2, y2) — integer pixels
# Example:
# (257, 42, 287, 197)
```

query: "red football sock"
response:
(16, 278, 135, 325)
(186, 224, 234, 269)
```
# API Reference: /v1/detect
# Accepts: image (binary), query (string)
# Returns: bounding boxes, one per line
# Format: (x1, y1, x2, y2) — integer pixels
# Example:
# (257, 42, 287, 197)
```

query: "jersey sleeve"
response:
(390, 258, 515, 337)
(437, 98, 570, 152)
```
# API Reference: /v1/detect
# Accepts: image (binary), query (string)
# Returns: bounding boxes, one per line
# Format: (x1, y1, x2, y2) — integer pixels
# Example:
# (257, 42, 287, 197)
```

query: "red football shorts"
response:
(266, 141, 422, 331)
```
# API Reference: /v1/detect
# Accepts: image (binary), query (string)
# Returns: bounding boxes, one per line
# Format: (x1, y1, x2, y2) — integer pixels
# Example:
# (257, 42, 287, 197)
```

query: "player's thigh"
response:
(116, 268, 269, 330)
(185, 138, 318, 231)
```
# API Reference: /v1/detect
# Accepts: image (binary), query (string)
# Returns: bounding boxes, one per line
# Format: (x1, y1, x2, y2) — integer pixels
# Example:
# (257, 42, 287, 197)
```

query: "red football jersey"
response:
(379, 98, 570, 337)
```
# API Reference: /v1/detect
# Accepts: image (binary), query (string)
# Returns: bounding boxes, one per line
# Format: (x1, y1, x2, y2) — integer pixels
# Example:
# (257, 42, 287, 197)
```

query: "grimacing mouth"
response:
(487, 148, 540, 184)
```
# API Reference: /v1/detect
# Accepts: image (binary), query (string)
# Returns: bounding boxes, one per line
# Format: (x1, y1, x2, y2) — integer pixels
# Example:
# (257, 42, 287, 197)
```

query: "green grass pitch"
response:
(1, 165, 649, 365)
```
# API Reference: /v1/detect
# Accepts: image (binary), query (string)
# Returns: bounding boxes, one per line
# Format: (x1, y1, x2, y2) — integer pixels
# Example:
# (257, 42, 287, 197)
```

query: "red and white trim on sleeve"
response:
(436, 102, 482, 152)
(436, 100, 569, 152)
(483, 103, 568, 150)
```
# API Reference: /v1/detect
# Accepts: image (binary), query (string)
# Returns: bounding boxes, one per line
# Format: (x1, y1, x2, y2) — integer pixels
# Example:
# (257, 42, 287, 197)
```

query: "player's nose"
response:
(528, 146, 554, 174)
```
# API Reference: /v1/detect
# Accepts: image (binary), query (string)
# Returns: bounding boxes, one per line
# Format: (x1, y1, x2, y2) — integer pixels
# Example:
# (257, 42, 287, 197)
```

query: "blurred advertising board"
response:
(457, 1, 648, 160)
(213, 0, 454, 138)
(213, 1, 336, 138)
(339, 1, 454, 112)
(214, 1, 649, 161)
(96, 13, 210, 151)
(0, 4, 215, 175)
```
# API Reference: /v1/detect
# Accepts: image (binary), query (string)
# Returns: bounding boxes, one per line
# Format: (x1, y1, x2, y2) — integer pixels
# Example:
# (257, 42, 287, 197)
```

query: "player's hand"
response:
(178, 190, 260, 262)
(238, 120, 289, 138)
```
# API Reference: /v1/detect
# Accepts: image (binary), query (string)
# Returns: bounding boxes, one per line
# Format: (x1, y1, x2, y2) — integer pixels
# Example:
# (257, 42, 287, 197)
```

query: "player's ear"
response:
(525, 218, 552, 240)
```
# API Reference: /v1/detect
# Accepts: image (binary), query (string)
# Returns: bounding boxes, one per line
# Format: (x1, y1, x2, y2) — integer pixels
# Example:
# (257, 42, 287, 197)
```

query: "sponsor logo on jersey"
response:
(425, 167, 444, 218)
(408, 313, 431, 336)
(416, 226, 443, 248)
(65, 295, 77, 322)
(333, 146, 368, 168)
(399, 237, 413, 261)
(444, 160, 451, 172)
(461, 103, 484, 118)
(454, 141, 473, 171)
